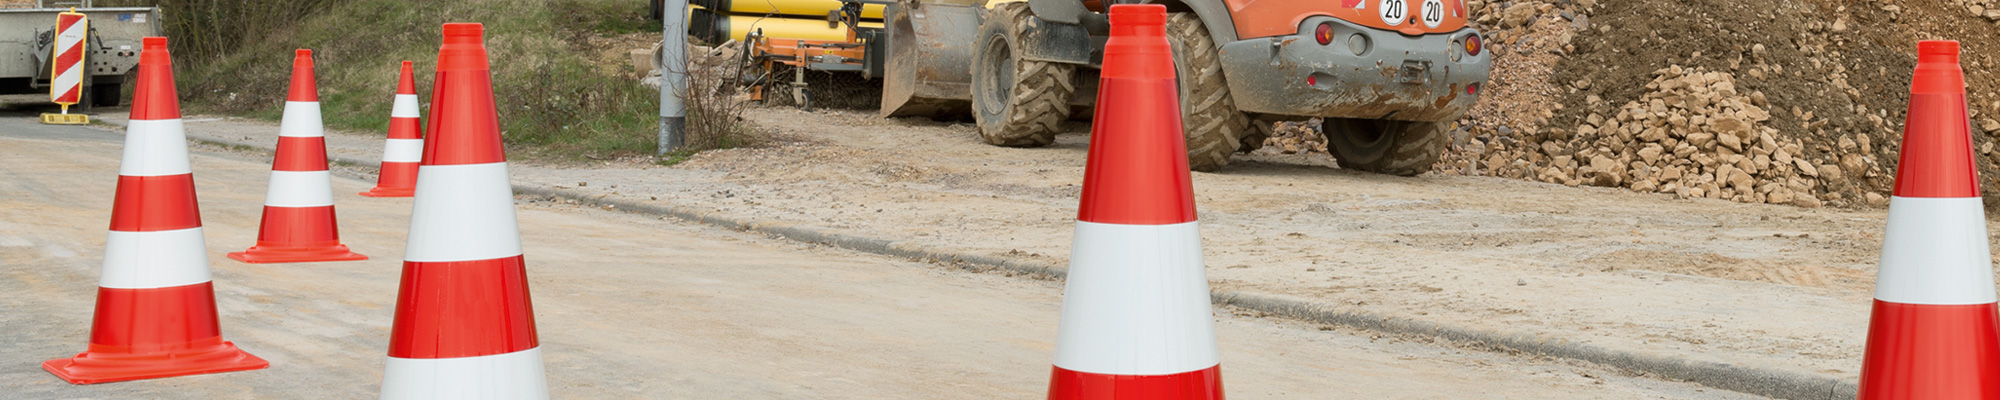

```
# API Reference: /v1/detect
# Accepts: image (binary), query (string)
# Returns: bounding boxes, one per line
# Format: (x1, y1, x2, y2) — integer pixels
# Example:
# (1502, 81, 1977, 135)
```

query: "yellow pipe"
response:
(693, 9, 883, 43)
(692, 0, 884, 19)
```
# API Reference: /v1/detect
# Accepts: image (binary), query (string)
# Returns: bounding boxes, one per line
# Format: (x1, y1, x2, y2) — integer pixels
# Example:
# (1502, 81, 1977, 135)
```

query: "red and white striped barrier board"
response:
(48, 11, 86, 106)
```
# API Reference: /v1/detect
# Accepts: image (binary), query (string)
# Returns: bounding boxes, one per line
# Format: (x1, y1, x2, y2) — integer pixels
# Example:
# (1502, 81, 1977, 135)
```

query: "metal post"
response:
(658, 0, 688, 154)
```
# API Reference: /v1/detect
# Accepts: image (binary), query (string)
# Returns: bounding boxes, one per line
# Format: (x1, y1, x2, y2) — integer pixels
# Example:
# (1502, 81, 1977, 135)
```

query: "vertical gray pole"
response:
(659, 0, 688, 154)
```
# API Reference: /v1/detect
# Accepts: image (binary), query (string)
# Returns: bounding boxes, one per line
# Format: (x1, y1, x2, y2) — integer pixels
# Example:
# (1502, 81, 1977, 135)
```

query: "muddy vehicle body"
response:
(882, 0, 1491, 174)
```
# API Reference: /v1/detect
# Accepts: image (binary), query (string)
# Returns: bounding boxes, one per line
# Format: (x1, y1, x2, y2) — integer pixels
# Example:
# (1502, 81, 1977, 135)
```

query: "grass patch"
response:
(654, 149, 698, 167)
(165, 0, 666, 161)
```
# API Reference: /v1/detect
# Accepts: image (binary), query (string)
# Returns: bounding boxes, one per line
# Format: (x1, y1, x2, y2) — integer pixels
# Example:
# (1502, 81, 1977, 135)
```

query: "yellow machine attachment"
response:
(690, 8, 882, 43)
(689, 0, 886, 109)
(692, 0, 884, 19)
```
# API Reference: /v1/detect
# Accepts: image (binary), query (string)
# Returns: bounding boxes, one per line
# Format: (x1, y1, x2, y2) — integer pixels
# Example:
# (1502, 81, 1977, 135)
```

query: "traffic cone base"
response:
(227, 246, 367, 263)
(43, 282, 268, 384)
(45, 343, 268, 385)
(382, 347, 548, 400)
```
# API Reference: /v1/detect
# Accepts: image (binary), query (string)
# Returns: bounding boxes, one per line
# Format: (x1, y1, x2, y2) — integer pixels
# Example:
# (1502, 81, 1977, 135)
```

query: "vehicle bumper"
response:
(1216, 17, 1491, 122)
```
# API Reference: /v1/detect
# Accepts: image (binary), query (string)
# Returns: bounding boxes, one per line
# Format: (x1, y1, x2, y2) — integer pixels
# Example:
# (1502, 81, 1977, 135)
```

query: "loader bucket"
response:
(879, 2, 979, 118)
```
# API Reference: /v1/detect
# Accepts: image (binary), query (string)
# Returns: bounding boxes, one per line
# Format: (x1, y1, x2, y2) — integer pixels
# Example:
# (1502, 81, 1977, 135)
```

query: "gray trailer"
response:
(0, 1, 164, 111)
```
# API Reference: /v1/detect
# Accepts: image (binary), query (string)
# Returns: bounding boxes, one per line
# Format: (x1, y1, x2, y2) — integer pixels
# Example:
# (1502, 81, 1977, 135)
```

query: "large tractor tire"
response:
(1166, 13, 1252, 172)
(1321, 118, 1450, 176)
(970, 3, 1078, 147)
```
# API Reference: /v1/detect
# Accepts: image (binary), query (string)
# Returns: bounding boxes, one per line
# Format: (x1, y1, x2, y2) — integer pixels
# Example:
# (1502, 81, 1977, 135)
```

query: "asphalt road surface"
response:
(0, 109, 1759, 398)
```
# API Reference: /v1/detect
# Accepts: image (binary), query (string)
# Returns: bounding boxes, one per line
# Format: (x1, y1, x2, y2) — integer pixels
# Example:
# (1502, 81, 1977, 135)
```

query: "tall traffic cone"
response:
(1856, 40, 2000, 399)
(379, 23, 547, 399)
(1045, 5, 1223, 399)
(42, 37, 269, 384)
(227, 49, 367, 263)
(361, 61, 424, 197)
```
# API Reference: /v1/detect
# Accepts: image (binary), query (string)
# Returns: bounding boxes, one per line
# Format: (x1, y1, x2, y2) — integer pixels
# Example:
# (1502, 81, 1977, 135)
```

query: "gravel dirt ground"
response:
(0, 111, 1767, 398)
(73, 100, 1948, 392)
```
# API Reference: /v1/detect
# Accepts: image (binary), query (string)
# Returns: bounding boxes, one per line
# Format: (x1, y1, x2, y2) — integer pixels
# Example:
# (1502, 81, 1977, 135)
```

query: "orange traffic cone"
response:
(43, 37, 269, 384)
(379, 23, 548, 399)
(1045, 5, 1223, 399)
(1856, 40, 2000, 398)
(361, 61, 424, 197)
(228, 49, 367, 263)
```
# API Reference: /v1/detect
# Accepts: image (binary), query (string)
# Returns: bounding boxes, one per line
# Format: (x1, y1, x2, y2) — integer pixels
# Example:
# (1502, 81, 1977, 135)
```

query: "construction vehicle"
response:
(680, 0, 887, 108)
(882, 0, 1489, 174)
(0, 1, 162, 111)
(679, 0, 1488, 174)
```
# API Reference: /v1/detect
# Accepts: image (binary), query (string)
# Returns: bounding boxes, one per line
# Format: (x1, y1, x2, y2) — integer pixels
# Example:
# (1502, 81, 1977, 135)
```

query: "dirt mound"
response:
(1427, 0, 2000, 209)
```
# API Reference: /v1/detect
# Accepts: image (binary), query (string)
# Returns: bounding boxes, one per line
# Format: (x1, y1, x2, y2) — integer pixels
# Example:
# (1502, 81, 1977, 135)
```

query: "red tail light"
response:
(1315, 22, 1334, 45)
(1464, 34, 1482, 56)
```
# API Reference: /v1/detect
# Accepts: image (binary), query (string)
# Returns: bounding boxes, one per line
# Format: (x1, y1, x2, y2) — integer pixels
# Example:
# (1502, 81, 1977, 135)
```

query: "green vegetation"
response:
(161, 0, 669, 161)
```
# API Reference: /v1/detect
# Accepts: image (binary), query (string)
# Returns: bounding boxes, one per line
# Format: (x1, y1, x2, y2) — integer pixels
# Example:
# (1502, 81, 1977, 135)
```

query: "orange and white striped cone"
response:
(1046, 5, 1223, 399)
(379, 23, 547, 399)
(42, 37, 269, 385)
(227, 49, 367, 264)
(361, 61, 424, 198)
(1856, 40, 2000, 398)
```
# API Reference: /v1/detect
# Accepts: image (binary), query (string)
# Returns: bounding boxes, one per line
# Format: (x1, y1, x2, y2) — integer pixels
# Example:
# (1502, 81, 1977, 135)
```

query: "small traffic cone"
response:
(228, 49, 367, 263)
(379, 23, 548, 399)
(43, 36, 269, 384)
(1046, 5, 1223, 400)
(361, 61, 424, 197)
(1856, 40, 2000, 399)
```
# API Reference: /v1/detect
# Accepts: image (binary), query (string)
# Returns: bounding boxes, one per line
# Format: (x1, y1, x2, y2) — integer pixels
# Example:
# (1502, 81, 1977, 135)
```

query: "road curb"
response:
(153, 123, 1857, 400)
(511, 186, 1862, 400)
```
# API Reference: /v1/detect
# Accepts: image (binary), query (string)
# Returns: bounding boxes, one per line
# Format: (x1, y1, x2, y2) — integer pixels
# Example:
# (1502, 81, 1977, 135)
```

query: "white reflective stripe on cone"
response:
(381, 347, 548, 400)
(100, 227, 212, 289)
(1876, 196, 1998, 305)
(119, 119, 192, 177)
(383, 139, 424, 163)
(405, 162, 523, 262)
(264, 170, 335, 207)
(278, 101, 324, 138)
(1053, 220, 1220, 375)
(392, 94, 420, 118)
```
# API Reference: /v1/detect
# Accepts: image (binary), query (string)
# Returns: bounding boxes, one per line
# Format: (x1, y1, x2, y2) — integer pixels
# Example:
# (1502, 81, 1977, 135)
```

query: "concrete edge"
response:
(509, 185, 1861, 400)
(142, 122, 1856, 400)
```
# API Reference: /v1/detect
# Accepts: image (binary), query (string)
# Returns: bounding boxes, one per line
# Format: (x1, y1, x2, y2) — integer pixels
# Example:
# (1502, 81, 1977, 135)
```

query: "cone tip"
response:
(402, 60, 413, 68)
(1919, 40, 1960, 64)
(142, 37, 166, 50)
(296, 49, 311, 58)
(1109, 4, 1167, 26)
(444, 23, 484, 38)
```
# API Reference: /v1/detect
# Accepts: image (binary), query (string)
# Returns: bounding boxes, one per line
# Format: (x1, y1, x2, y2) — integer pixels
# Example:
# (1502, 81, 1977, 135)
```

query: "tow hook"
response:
(1399, 60, 1430, 84)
